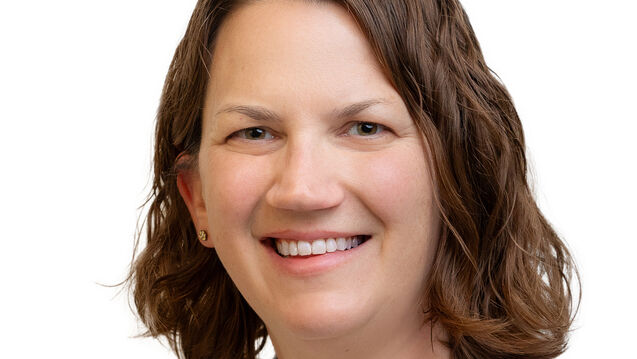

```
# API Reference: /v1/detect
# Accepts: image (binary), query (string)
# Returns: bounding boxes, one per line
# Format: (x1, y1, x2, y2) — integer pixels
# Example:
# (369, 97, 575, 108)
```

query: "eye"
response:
(231, 127, 275, 141)
(347, 122, 385, 136)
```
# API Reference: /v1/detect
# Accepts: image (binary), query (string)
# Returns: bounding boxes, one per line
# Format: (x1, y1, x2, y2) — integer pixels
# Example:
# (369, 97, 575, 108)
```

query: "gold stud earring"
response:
(198, 230, 208, 241)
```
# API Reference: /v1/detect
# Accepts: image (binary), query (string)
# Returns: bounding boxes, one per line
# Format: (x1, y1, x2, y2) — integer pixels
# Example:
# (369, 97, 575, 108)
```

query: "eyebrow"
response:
(215, 98, 388, 122)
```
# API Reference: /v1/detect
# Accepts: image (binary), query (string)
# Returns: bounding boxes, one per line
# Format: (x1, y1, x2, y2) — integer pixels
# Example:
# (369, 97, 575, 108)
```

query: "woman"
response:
(127, 0, 578, 358)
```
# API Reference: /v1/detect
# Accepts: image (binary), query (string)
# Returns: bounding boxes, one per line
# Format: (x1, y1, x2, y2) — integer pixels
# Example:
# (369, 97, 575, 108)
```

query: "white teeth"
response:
(274, 236, 367, 257)
(326, 238, 337, 253)
(312, 239, 326, 254)
(289, 241, 298, 256)
(297, 241, 312, 256)
(280, 240, 289, 256)
(276, 241, 283, 254)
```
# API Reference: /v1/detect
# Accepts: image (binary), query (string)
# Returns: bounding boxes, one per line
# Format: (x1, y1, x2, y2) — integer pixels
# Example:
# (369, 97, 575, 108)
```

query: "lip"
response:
(260, 230, 371, 277)
(260, 230, 365, 242)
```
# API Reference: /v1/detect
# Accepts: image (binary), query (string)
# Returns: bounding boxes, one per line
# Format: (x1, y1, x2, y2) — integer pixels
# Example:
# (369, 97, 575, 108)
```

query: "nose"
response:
(265, 137, 345, 212)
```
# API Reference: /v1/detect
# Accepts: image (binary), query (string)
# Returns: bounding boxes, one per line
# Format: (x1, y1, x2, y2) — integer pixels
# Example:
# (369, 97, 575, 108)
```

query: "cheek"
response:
(350, 144, 439, 299)
(203, 152, 272, 236)
(351, 144, 434, 224)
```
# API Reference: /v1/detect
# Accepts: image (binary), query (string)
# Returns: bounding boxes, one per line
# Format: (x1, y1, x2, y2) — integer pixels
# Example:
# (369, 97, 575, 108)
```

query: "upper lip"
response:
(260, 230, 367, 242)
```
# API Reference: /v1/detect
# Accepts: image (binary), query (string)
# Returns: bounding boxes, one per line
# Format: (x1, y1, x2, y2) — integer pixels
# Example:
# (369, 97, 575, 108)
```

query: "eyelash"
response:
(230, 127, 276, 141)
(229, 122, 388, 141)
(345, 122, 386, 137)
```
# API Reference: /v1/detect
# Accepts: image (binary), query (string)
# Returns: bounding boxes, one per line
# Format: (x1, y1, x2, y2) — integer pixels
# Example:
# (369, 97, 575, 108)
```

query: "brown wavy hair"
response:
(126, 0, 579, 358)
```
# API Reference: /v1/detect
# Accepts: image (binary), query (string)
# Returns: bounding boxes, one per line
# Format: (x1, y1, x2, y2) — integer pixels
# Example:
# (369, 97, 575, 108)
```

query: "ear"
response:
(176, 154, 213, 247)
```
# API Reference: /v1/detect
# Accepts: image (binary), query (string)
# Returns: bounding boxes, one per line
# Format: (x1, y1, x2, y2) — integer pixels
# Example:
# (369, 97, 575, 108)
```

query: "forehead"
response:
(204, 0, 399, 115)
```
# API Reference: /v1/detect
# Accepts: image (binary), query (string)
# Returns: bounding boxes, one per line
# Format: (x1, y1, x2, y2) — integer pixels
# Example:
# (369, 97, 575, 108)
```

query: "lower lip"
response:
(262, 238, 369, 277)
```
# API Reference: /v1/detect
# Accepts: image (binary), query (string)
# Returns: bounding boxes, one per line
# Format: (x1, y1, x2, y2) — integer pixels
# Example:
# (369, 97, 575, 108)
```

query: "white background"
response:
(0, 1, 635, 358)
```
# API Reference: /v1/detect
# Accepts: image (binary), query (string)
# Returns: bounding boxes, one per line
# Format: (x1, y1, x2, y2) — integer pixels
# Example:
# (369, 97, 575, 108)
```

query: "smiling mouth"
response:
(269, 235, 371, 257)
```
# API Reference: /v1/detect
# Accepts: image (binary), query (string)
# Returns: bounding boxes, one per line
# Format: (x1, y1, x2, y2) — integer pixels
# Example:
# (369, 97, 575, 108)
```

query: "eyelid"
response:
(343, 121, 390, 137)
(226, 122, 392, 142)
(228, 126, 276, 141)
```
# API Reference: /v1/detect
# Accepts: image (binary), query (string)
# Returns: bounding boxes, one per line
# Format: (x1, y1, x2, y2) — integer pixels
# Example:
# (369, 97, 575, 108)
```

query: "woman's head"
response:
(178, 0, 441, 356)
(130, 1, 577, 358)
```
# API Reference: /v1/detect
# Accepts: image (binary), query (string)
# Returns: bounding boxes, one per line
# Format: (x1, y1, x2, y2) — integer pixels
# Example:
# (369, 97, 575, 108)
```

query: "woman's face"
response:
(181, 0, 440, 343)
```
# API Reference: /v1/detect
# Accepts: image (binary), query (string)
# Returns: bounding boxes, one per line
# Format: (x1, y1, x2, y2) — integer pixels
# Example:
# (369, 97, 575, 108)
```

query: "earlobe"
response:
(176, 155, 213, 247)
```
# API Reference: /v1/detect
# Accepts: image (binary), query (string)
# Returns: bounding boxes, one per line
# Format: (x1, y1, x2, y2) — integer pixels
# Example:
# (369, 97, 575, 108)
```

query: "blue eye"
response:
(347, 122, 385, 136)
(233, 127, 275, 140)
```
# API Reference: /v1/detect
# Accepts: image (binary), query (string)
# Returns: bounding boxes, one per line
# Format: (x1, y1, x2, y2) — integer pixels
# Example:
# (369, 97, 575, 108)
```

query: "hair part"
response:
(126, 1, 579, 358)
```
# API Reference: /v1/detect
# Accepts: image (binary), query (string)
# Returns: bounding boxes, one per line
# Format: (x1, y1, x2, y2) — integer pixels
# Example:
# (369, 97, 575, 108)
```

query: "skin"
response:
(178, 1, 449, 358)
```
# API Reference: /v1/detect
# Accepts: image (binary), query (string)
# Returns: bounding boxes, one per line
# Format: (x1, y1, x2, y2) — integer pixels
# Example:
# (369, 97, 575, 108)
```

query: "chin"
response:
(269, 291, 376, 340)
